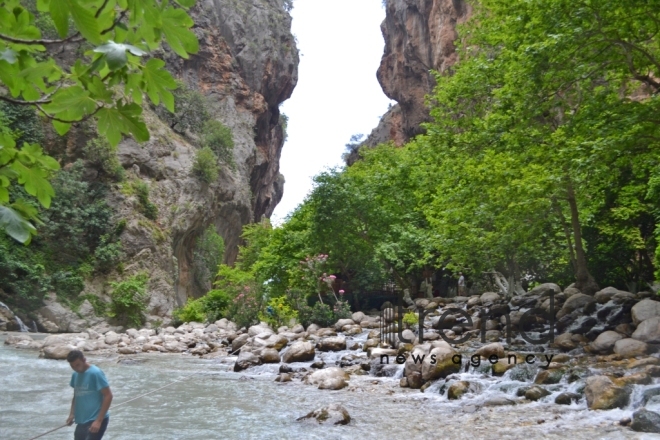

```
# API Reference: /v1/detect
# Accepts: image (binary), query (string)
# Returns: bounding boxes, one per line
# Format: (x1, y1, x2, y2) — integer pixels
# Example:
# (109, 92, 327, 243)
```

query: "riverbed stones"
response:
(480, 292, 500, 305)
(297, 404, 350, 425)
(633, 317, 660, 343)
(231, 333, 249, 353)
(555, 392, 581, 405)
(525, 386, 551, 401)
(631, 409, 660, 433)
(4, 334, 32, 345)
(561, 294, 597, 314)
(334, 319, 355, 331)
(305, 367, 349, 390)
(475, 342, 504, 359)
(316, 336, 347, 352)
(118, 346, 137, 355)
(632, 299, 660, 326)
(259, 348, 281, 363)
(248, 323, 273, 337)
(421, 345, 460, 381)
(590, 331, 624, 354)
(234, 350, 262, 371)
(42, 345, 73, 360)
(282, 341, 315, 363)
(534, 369, 564, 385)
(584, 375, 630, 410)
(614, 338, 648, 358)
(526, 283, 562, 297)
(447, 381, 479, 400)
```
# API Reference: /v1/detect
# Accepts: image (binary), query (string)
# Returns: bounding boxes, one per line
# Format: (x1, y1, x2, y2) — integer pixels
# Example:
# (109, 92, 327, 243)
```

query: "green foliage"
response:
(0, 0, 199, 241)
(108, 273, 148, 328)
(279, 113, 289, 142)
(132, 180, 158, 220)
(259, 296, 298, 329)
(298, 302, 334, 328)
(402, 311, 418, 328)
(83, 137, 124, 181)
(201, 119, 234, 165)
(173, 297, 205, 323)
(192, 147, 219, 183)
(155, 80, 209, 135)
(193, 225, 225, 293)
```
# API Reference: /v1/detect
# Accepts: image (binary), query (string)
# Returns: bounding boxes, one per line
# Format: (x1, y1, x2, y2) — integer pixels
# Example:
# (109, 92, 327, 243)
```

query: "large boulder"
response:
(420, 344, 460, 381)
(589, 331, 624, 354)
(561, 293, 597, 314)
(4, 334, 33, 345)
(104, 331, 120, 345)
(632, 299, 660, 326)
(305, 367, 349, 390)
(351, 312, 366, 324)
(42, 345, 74, 360)
(316, 336, 347, 352)
(526, 283, 561, 297)
(633, 317, 660, 344)
(248, 323, 273, 337)
(297, 404, 350, 425)
(234, 350, 262, 371)
(334, 319, 355, 331)
(259, 348, 281, 363)
(480, 292, 501, 305)
(475, 343, 504, 359)
(282, 341, 315, 363)
(631, 409, 660, 433)
(447, 381, 480, 400)
(594, 287, 630, 304)
(525, 386, 551, 401)
(231, 333, 250, 353)
(614, 338, 648, 358)
(584, 376, 630, 410)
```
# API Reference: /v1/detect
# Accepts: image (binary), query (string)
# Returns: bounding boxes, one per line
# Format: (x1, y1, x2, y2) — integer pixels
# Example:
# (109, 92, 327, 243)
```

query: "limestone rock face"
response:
(356, 0, 472, 160)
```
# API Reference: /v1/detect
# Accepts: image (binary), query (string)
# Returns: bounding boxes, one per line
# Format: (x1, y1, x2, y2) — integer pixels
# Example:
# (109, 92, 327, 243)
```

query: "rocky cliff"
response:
(28, 0, 298, 333)
(354, 0, 470, 161)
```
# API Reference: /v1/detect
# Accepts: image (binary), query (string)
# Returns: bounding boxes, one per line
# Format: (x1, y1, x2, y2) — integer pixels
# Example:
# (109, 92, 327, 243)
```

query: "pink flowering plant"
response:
(295, 254, 340, 304)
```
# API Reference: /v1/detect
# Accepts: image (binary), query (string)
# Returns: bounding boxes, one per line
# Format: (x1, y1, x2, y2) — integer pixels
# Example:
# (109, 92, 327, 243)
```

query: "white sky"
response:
(271, 0, 395, 224)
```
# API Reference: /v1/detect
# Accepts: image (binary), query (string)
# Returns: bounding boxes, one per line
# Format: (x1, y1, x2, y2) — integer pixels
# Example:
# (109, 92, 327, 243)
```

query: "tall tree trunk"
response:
(552, 196, 577, 274)
(565, 177, 599, 295)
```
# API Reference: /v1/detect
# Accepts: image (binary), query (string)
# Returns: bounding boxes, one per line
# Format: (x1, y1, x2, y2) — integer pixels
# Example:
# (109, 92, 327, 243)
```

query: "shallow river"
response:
(1, 334, 659, 439)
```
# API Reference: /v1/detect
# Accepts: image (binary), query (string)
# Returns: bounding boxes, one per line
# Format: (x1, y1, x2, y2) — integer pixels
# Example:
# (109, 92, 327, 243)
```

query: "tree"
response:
(0, 0, 199, 243)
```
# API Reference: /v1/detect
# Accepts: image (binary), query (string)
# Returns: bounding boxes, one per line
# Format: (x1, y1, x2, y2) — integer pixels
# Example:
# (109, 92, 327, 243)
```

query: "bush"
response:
(173, 297, 206, 323)
(402, 311, 418, 328)
(132, 180, 158, 220)
(332, 300, 352, 320)
(202, 289, 231, 322)
(298, 302, 334, 328)
(259, 296, 298, 329)
(83, 138, 124, 181)
(108, 273, 148, 327)
(201, 120, 234, 164)
(155, 81, 210, 135)
(192, 147, 219, 183)
(192, 226, 225, 293)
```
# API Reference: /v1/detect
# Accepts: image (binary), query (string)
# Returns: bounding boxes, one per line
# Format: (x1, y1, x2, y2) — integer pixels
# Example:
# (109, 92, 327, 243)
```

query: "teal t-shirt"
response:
(69, 365, 110, 424)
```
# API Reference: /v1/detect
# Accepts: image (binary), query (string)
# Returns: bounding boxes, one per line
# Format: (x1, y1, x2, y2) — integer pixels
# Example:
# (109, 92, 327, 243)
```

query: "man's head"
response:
(67, 350, 88, 373)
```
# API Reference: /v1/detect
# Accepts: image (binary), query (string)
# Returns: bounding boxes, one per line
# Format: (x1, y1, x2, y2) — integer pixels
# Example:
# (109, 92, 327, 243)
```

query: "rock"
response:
(351, 312, 366, 323)
(526, 283, 562, 297)
(447, 381, 479, 400)
(614, 372, 652, 386)
(555, 392, 581, 405)
(282, 341, 315, 363)
(552, 332, 577, 351)
(421, 345, 460, 381)
(5, 334, 32, 345)
(475, 343, 504, 359)
(118, 347, 137, 354)
(632, 299, 660, 325)
(260, 348, 281, 363)
(204, 324, 219, 333)
(234, 351, 262, 371)
(525, 386, 551, 401)
(614, 338, 648, 358)
(407, 371, 423, 389)
(248, 324, 273, 337)
(561, 293, 597, 313)
(275, 373, 292, 382)
(305, 367, 349, 390)
(590, 331, 624, 354)
(231, 333, 250, 353)
(594, 287, 628, 304)
(631, 409, 660, 433)
(584, 376, 630, 410)
(334, 319, 355, 330)
(316, 336, 347, 352)
(480, 292, 500, 305)
(534, 369, 564, 385)
(633, 317, 660, 343)
(297, 404, 350, 425)
(43, 345, 73, 360)
(482, 397, 516, 406)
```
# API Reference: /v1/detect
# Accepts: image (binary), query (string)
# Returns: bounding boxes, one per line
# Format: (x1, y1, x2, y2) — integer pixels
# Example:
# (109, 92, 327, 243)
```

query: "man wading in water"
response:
(66, 350, 113, 440)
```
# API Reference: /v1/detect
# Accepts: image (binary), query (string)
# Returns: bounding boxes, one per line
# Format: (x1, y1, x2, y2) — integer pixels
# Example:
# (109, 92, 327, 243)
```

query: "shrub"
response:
(193, 226, 225, 293)
(173, 297, 206, 324)
(259, 296, 298, 329)
(132, 180, 158, 220)
(201, 120, 234, 164)
(202, 289, 231, 322)
(155, 81, 210, 135)
(83, 137, 124, 181)
(402, 311, 418, 328)
(192, 147, 219, 183)
(108, 273, 148, 327)
(298, 302, 334, 328)
(332, 300, 352, 320)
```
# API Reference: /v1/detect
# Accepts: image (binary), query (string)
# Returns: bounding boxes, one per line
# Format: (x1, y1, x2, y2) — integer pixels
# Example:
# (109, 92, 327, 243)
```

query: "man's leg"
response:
(73, 418, 109, 440)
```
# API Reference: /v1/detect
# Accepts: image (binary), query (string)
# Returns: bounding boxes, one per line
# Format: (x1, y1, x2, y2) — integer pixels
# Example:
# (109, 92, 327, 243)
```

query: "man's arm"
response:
(66, 396, 75, 425)
(89, 387, 112, 433)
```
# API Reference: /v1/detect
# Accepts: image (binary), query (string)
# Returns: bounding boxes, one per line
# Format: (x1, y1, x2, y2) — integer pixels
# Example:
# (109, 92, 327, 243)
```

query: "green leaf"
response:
(69, 0, 101, 44)
(43, 86, 97, 121)
(141, 58, 176, 111)
(0, 205, 36, 243)
(175, 0, 196, 7)
(50, 0, 70, 38)
(94, 41, 147, 71)
(10, 160, 55, 208)
(161, 8, 198, 58)
(96, 102, 149, 146)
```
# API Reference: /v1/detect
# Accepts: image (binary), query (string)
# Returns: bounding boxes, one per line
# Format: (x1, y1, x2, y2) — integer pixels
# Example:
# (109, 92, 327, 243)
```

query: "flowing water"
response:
(0, 302, 30, 332)
(2, 334, 660, 439)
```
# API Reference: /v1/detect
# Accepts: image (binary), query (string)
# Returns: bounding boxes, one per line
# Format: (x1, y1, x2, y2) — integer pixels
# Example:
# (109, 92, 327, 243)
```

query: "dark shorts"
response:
(74, 417, 109, 440)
